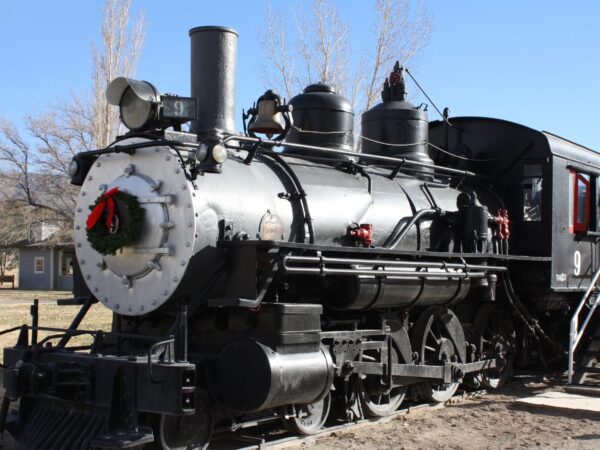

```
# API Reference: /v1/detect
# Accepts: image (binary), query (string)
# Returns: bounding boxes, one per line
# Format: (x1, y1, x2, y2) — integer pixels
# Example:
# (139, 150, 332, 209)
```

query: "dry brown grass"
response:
(0, 290, 112, 362)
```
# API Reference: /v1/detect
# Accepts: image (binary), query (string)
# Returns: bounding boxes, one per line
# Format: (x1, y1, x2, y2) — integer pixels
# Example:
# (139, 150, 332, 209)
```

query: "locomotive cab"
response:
(430, 117, 600, 308)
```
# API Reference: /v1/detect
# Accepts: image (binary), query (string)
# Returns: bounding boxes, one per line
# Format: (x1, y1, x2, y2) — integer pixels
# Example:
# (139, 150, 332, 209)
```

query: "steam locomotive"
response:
(2, 26, 600, 449)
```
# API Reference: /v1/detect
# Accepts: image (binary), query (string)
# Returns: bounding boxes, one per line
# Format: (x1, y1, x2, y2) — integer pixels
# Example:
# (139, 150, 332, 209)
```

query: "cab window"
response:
(570, 170, 591, 233)
(522, 163, 543, 221)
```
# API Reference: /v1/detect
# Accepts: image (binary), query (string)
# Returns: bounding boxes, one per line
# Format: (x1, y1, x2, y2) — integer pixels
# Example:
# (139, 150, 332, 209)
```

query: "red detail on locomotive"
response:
(86, 187, 120, 231)
(495, 209, 510, 240)
(348, 223, 373, 247)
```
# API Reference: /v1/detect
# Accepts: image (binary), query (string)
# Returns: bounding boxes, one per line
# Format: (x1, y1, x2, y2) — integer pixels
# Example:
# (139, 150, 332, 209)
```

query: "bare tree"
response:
(363, 0, 431, 111)
(0, 198, 28, 276)
(0, 0, 145, 227)
(258, 0, 431, 118)
(259, 0, 351, 102)
(93, 0, 146, 148)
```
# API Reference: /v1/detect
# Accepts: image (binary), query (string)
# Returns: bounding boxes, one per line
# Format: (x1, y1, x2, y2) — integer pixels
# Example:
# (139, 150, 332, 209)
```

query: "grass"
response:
(0, 289, 113, 362)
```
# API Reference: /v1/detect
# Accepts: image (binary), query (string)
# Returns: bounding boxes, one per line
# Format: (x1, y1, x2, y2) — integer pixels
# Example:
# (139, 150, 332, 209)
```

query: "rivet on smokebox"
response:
(180, 260, 186, 266)
(172, 276, 179, 283)
(123, 164, 135, 176)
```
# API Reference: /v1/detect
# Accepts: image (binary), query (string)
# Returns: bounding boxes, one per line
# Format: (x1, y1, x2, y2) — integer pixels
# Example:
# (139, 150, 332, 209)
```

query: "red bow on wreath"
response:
(86, 187, 120, 231)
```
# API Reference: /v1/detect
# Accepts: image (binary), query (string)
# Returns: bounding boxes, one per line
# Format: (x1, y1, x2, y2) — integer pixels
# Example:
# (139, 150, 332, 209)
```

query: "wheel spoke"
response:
(428, 328, 440, 344)
(414, 307, 466, 404)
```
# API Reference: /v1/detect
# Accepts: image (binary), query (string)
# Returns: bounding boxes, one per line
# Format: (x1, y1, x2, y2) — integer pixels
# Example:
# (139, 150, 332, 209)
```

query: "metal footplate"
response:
(91, 427, 155, 449)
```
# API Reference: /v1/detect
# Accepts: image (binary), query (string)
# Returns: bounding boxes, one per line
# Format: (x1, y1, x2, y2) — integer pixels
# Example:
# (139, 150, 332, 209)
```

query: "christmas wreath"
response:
(86, 187, 145, 255)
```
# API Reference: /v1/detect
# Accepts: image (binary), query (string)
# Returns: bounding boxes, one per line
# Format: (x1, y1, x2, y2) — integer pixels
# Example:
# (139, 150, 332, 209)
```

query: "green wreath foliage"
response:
(86, 191, 145, 255)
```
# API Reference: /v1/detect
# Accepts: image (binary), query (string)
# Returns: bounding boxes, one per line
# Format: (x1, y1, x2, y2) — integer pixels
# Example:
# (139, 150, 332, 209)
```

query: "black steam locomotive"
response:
(2, 26, 600, 449)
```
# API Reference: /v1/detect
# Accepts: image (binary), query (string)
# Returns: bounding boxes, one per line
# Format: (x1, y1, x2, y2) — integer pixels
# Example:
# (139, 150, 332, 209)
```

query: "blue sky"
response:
(1, 1, 599, 149)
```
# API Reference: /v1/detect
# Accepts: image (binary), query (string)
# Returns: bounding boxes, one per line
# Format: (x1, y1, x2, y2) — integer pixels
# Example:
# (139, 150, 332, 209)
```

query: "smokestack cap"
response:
(189, 26, 238, 37)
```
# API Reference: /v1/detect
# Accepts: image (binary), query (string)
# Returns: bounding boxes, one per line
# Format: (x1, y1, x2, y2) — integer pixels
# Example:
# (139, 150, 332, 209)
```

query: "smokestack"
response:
(189, 26, 238, 134)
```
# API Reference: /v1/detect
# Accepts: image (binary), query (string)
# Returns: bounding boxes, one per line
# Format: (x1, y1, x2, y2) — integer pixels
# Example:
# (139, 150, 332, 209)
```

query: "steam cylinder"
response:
(216, 341, 333, 412)
(189, 26, 238, 134)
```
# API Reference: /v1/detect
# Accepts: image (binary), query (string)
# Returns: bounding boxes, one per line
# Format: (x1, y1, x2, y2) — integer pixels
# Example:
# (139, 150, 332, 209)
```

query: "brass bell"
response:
(248, 90, 287, 137)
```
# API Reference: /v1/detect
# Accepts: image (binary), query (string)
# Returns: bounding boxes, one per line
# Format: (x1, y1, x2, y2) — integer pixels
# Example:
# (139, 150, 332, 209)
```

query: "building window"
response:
(522, 163, 543, 221)
(60, 253, 74, 276)
(34, 257, 45, 274)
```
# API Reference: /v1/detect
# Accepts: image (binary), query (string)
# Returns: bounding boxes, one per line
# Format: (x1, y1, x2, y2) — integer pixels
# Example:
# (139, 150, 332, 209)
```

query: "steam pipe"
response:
(224, 135, 476, 177)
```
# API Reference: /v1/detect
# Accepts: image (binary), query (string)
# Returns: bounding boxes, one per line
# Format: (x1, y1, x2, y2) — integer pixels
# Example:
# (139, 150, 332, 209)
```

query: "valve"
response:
(347, 223, 373, 247)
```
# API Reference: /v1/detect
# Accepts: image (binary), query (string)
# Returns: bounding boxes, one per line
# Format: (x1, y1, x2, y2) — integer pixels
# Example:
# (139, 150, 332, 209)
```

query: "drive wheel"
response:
(473, 304, 516, 389)
(412, 307, 467, 403)
(282, 393, 331, 435)
(357, 334, 408, 417)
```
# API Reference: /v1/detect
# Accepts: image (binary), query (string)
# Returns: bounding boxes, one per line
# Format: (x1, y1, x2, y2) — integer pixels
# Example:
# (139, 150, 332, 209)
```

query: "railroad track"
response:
(211, 389, 489, 450)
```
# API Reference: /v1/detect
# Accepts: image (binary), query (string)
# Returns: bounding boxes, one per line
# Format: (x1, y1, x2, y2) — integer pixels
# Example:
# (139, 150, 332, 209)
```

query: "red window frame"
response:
(572, 171, 591, 233)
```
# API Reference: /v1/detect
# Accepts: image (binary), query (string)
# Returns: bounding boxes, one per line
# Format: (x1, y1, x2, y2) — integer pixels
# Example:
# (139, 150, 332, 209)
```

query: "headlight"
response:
(120, 86, 157, 131)
(107, 77, 196, 132)
(107, 78, 159, 131)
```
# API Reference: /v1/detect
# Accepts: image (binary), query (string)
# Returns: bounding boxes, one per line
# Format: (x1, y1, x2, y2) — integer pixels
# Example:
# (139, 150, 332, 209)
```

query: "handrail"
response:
(568, 266, 600, 384)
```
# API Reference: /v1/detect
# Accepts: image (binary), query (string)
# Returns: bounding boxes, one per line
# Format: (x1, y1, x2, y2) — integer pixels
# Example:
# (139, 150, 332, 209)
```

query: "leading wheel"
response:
(282, 393, 331, 435)
(155, 391, 212, 450)
(473, 304, 516, 389)
(412, 307, 467, 403)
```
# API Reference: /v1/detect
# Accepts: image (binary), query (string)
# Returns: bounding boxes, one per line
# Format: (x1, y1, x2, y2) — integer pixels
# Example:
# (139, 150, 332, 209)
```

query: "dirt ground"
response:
(0, 289, 112, 362)
(306, 377, 600, 450)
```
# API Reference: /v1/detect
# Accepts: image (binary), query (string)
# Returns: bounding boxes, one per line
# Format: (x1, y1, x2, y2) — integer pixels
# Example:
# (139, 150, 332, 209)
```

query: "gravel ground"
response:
(305, 377, 600, 450)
